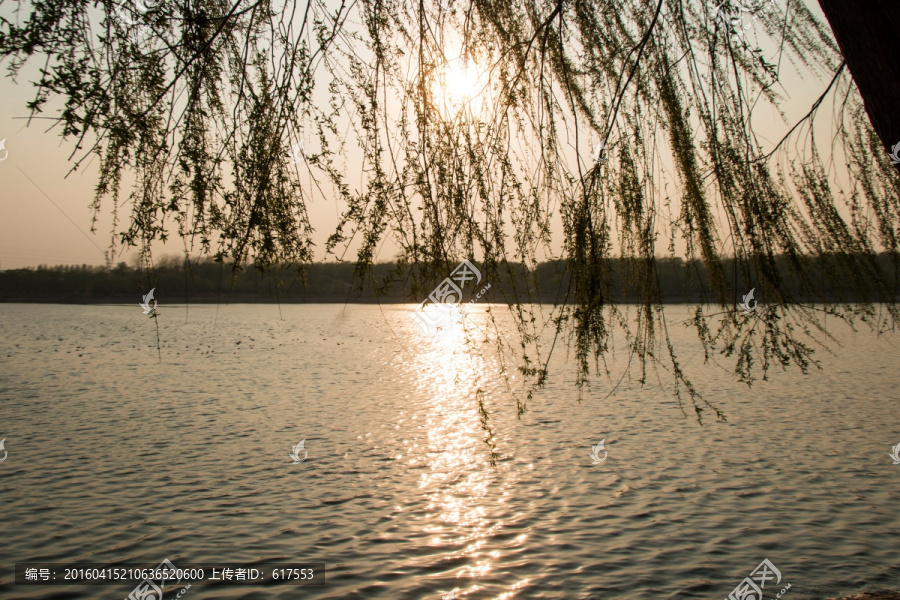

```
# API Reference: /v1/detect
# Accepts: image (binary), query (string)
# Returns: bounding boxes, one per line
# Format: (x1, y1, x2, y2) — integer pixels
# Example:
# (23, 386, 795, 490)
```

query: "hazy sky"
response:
(0, 0, 834, 270)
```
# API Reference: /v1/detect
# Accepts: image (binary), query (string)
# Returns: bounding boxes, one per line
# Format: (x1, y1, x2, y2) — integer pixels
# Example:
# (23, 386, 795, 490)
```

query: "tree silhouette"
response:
(2, 0, 898, 420)
(816, 1, 900, 172)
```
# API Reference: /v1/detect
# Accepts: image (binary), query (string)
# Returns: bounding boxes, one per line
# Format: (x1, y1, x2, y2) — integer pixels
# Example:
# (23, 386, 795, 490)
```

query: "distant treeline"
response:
(0, 254, 897, 304)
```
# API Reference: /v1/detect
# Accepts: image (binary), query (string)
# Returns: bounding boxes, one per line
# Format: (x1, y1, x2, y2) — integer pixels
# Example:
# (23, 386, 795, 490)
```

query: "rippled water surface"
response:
(1, 303, 899, 600)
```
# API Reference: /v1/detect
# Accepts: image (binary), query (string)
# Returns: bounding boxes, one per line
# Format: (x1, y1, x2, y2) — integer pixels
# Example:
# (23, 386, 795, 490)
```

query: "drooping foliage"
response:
(2, 0, 899, 420)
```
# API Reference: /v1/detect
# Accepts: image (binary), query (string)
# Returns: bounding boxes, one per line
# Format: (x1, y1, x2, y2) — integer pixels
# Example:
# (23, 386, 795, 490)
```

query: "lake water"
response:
(1, 303, 898, 600)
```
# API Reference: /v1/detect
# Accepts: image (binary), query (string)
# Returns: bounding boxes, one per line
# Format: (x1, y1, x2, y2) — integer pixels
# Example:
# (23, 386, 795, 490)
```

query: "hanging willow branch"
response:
(2, 0, 898, 421)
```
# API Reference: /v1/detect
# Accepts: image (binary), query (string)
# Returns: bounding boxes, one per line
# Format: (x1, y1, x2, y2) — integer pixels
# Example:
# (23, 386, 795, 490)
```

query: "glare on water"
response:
(1, 303, 899, 599)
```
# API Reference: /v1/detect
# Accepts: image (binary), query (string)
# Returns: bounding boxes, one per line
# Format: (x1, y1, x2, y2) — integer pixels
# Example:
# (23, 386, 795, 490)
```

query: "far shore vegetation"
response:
(2, 253, 897, 305)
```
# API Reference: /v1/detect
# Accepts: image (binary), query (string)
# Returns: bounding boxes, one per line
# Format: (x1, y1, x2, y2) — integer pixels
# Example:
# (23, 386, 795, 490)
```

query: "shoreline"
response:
(827, 594, 900, 600)
(2, 296, 897, 305)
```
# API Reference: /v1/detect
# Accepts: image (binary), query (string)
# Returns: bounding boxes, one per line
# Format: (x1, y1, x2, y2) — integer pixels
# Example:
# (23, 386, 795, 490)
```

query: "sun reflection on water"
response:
(402, 305, 530, 597)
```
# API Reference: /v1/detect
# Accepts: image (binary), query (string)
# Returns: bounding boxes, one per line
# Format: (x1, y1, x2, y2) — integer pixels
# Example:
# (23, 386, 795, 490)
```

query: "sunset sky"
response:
(0, 0, 835, 270)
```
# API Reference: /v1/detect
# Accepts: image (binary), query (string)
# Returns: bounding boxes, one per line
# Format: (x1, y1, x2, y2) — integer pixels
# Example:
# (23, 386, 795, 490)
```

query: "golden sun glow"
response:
(433, 56, 488, 117)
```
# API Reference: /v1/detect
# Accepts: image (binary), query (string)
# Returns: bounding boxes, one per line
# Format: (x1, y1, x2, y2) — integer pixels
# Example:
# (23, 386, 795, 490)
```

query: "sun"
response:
(432, 55, 488, 118)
